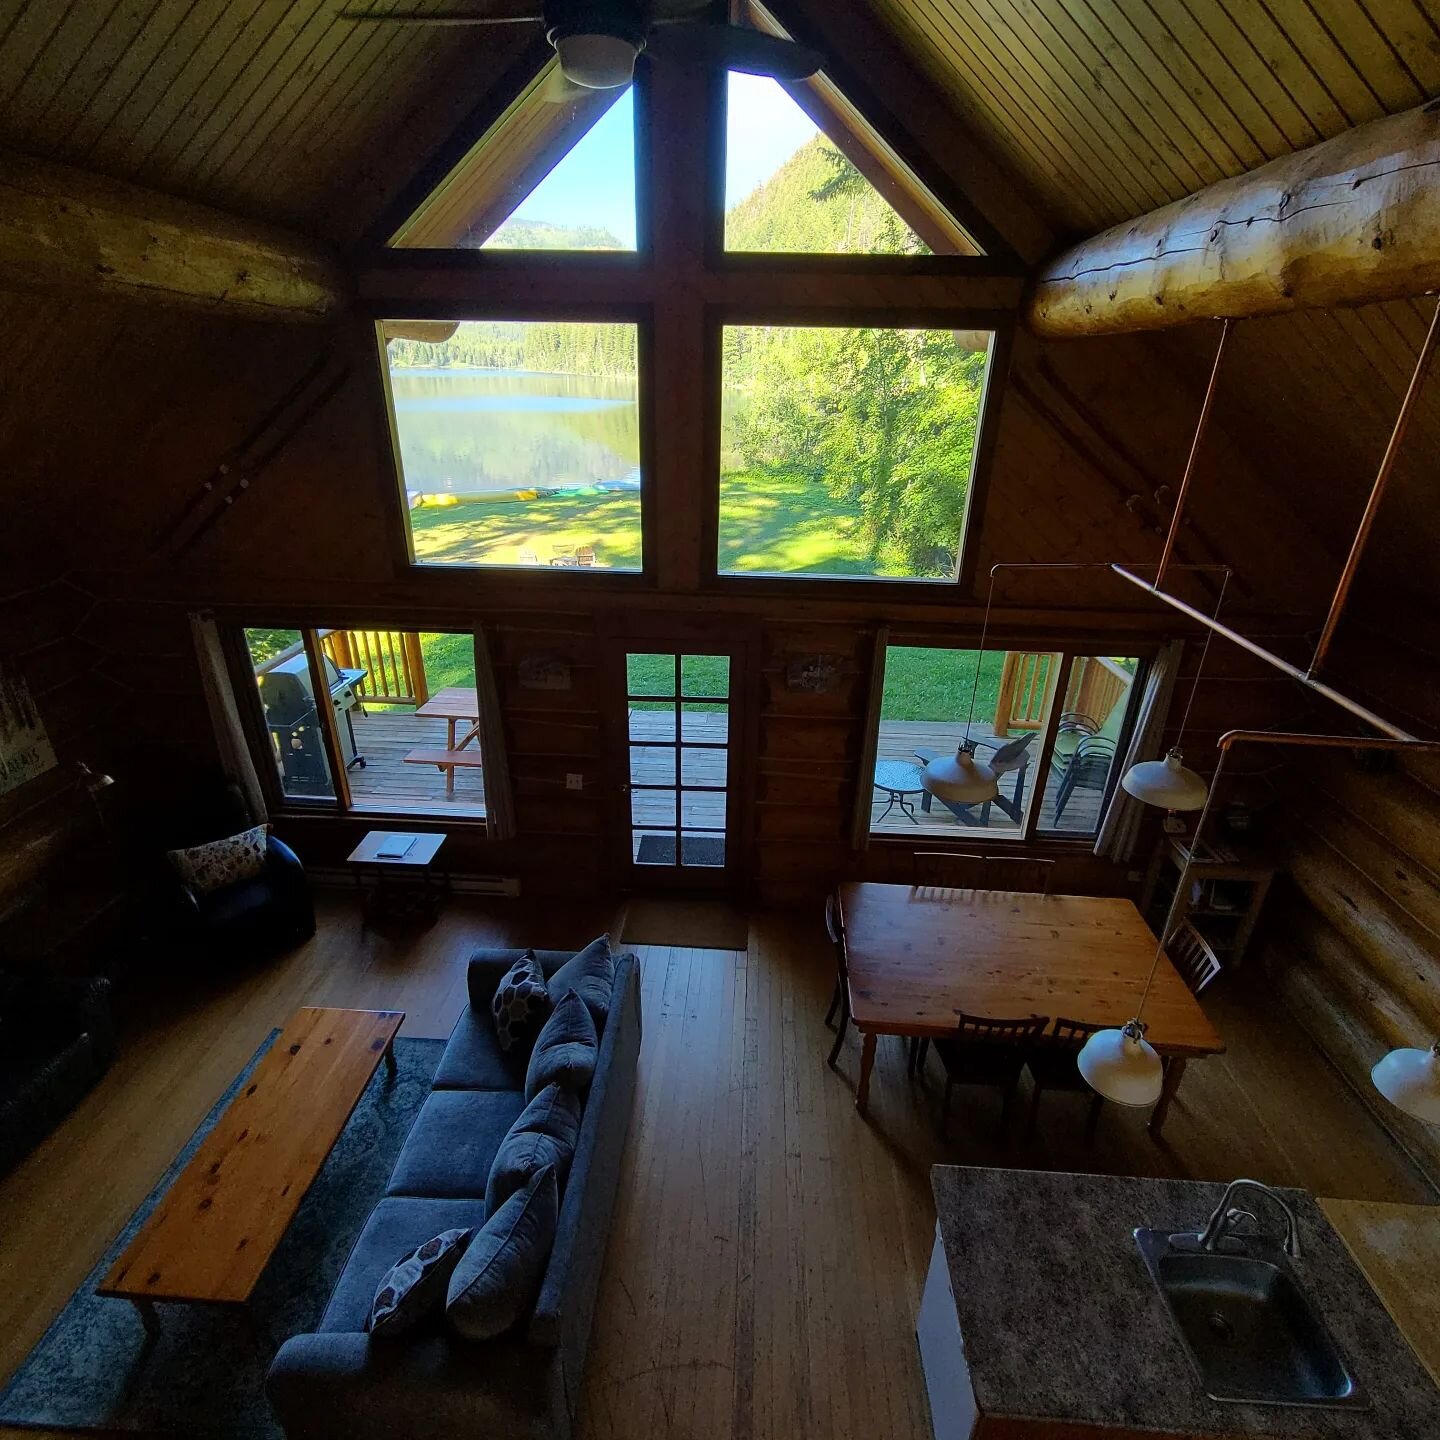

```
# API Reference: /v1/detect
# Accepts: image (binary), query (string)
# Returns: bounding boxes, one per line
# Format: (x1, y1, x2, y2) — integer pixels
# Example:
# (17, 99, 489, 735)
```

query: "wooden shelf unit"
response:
(1141, 835, 1274, 969)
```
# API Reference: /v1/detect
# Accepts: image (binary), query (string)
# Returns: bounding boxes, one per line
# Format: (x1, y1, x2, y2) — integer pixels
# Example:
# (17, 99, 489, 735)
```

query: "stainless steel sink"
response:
(1136, 1227, 1368, 1409)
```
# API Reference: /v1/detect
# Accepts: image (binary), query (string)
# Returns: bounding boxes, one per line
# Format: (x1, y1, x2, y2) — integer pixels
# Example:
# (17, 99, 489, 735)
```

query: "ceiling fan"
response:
(341, 1, 822, 93)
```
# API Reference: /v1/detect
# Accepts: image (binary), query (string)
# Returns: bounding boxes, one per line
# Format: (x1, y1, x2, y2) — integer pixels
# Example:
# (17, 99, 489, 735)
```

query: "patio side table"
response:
(346, 831, 449, 926)
(873, 760, 926, 824)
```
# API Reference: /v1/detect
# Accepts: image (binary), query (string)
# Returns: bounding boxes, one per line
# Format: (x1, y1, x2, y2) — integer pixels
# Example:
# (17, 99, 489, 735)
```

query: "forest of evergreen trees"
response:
(386, 320, 638, 377)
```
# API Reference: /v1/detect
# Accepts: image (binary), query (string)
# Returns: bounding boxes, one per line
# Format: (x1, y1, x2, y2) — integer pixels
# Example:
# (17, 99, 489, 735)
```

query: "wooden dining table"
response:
(836, 882, 1225, 1134)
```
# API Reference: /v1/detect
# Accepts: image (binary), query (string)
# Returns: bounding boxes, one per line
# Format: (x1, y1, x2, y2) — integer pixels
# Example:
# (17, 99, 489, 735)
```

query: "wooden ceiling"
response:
(869, 0, 1440, 622)
(0, 0, 532, 245)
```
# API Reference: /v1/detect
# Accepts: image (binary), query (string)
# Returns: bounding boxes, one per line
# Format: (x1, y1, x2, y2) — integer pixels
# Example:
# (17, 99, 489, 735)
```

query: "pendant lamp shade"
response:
(1372, 1041, 1440, 1123)
(1077, 1020, 1164, 1107)
(921, 745, 1000, 805)
(1122, 747, 1209, 812)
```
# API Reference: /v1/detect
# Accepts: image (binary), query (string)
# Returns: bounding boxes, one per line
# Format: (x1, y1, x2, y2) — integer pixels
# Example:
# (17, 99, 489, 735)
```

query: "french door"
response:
(618, 648, 738, 889)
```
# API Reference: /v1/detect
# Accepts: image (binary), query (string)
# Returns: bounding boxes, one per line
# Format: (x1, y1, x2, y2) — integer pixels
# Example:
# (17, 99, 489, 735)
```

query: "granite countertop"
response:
(932, 1166, 1440, 1440)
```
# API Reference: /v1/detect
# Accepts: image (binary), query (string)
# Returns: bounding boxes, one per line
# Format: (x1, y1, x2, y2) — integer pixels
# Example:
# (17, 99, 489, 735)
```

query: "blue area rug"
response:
(0, 1032, 442, 1438)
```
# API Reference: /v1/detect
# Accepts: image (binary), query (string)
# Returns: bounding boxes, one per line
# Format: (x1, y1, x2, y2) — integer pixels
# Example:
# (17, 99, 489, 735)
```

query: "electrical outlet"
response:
(565, 773, 583, 791)
(1126, 870, 1142, 883)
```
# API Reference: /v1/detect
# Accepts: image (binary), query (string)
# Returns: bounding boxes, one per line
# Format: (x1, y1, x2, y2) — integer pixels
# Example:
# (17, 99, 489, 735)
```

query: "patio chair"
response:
(1024, 1016, 1106, 1142)
(575, 545, 596, 567)
(1167, 921, 1223, 996)
(929, 1012, 1050, 1140)
(1052, 735, 1117, 822)
(517, 548, 539, 565)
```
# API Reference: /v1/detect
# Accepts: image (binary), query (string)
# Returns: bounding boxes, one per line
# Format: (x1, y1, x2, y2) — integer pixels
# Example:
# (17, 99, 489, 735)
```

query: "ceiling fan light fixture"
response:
(1372, 1039, 1440, 1123)
(921, 743, 1000, 805)
(551, 28, 641, 88)
(1077, 1019, 1165, 1107)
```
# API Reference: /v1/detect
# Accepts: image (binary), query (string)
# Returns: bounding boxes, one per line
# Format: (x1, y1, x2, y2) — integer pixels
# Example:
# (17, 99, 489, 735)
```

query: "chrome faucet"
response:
(1198, 1178, 1303, 1259)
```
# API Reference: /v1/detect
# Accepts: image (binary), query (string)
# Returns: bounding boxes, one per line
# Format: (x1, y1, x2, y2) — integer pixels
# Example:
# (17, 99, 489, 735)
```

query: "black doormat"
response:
(636, 834, 725, 867)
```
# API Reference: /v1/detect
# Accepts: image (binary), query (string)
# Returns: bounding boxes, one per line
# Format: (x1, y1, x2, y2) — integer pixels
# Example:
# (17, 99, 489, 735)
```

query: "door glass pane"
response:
(630, 745, 676, 786)
(871, 645, 1059, 839)
(628, 652, 674, 697)
(681, 832, 726, 867)
(682, 791, 727, 830)
(1043, 657, 1141, 836)
(681, 747, 726, 787)
(244, 629, 336, 802)
(681, 654, 729, 698)
(682, 705, 728, 744)
(632, 788, 677, 829)
(630, 708, 675, 743)
(633, 830, 677, 866)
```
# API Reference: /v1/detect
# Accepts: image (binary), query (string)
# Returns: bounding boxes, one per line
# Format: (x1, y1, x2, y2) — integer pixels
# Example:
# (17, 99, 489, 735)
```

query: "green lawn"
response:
(881, 646, 1008, 724)
(407, 469, 899, 576)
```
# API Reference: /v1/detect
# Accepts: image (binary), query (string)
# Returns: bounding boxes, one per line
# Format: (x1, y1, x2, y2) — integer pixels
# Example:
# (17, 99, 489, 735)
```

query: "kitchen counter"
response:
(919, 1167, 1440, 1440)
(1320, 1197, 1440, 1389)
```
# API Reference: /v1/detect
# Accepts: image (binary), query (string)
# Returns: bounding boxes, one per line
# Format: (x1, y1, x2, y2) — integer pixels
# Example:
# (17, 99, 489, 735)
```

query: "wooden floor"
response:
(1, 895, 1432, 1439)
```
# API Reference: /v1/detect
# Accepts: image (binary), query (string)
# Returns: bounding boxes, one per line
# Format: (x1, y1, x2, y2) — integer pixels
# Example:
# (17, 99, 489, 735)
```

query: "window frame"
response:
(865, 640, 1152, 849)
(371, 309, 658, 585)
(230, 622, 491, 829)
(702, 305, 1013, 596)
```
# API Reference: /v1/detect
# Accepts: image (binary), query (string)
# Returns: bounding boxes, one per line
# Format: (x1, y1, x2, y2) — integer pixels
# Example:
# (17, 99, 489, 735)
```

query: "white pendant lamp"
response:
(1121, 746, 1209, 811)
(920, 591, 1002, 806)
(1078, 1019, 1164, 1107)
(1372, 1040, 1440, 1123)
(922, 744, 1000, 804)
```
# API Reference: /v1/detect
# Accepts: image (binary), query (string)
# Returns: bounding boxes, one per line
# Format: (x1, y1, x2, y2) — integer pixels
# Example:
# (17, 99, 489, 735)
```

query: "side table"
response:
(346, 832, 449, 926)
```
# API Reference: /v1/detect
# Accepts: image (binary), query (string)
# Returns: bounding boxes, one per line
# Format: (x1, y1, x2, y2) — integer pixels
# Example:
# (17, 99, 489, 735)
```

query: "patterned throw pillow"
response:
(166, 824, 269, 895)
(491, 950, 552, 1055)
(368, 1227, 474, 1339)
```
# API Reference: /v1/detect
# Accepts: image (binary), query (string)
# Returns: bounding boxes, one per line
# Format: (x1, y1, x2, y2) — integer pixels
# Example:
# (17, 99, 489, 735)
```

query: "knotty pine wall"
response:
(0, 292, 1334, 911)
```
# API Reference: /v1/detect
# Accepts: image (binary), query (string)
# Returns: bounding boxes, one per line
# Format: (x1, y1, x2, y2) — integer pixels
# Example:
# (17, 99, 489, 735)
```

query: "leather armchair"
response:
(0, 971, 115, 1175)
(172, 833, 316, 955)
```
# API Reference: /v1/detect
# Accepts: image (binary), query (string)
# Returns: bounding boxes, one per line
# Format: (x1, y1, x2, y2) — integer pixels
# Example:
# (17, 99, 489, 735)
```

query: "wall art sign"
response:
(0, 659, 57, 796)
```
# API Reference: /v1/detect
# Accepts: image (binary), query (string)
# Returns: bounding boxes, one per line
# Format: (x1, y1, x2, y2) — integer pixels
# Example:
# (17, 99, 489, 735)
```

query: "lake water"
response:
(387, 367, 642, 496)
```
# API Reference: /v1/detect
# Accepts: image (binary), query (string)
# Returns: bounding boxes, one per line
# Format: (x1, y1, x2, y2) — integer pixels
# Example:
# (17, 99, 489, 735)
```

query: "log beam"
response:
(1027, 101, 1440, 338)
(0, 149, 349, 321)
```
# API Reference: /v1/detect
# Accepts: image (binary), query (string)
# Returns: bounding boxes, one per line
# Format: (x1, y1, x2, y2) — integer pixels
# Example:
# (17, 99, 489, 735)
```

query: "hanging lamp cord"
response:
(961, 568, 1000, 747)
(1172, 568, 1231, 752)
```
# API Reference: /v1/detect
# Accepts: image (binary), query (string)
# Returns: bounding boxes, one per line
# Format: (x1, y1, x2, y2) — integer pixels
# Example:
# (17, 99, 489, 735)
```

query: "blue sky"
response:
(496, 73, 819, 247)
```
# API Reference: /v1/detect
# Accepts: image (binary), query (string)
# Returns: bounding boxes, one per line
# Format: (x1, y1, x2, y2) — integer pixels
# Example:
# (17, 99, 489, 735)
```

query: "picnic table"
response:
(404, 686, 482, 797)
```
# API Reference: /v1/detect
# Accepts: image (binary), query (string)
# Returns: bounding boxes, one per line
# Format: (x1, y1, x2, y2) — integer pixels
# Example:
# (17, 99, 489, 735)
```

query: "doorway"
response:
(619, 649, 737, 889)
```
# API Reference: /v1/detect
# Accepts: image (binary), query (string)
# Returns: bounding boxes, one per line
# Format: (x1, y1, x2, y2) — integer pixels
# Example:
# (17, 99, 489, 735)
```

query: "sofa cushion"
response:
(166, 823, 269, 895)
(386, 1090, 526, 1201)
(320, 1197, 491, 1334)
(432, 1008, 529, 1091)
(524, 991, 597, 1102)
(446, 1166, 558, 1341)
(546, 935, 617, 1030)
(367, 1226, 474, 1339)
(491, 950, 552, 1055)
(486, 1083, 583, 1216)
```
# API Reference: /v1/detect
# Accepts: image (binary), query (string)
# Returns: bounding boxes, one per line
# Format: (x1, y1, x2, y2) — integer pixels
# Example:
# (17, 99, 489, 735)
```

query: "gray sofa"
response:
(266, 947, 642, 1440)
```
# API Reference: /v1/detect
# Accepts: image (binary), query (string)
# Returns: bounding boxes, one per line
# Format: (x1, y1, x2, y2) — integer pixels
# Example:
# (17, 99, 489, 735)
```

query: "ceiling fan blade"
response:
(645, 21, 821, 80)
(339, 7, 542, 24)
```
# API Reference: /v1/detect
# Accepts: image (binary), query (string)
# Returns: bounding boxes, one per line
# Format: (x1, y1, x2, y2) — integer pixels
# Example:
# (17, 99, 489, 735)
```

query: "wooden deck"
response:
(346, 708, 486, 818)
(344, 707, 1105, 837)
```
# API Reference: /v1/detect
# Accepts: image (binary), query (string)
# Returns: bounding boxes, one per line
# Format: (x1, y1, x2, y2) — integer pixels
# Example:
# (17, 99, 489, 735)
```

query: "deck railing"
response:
(319, 630, 430, 707)
(992, 652, 1059, 732)
(1062, 656, 1132, 730)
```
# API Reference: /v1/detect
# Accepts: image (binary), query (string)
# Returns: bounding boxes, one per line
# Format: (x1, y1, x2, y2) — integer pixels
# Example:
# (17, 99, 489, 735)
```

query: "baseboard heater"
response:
(310, 867, 520, 898)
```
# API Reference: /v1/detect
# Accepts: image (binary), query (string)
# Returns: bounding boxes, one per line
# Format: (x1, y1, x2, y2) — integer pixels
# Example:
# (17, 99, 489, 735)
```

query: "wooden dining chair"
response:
(1024, 1016, 1106, 1142)
(823, 892, 850, 1068)
(1168, 922, 1223, 996)
(981, 855, 1056, 895)
(930, 1012, 1050, 1139)
(913, 851, 987, 888)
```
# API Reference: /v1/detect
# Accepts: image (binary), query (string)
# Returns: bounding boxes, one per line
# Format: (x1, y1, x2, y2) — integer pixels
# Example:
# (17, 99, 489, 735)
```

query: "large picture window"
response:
(868, 646, 1142, 842)
(718, 325, 993, 580)
(382, 320, 643, 571)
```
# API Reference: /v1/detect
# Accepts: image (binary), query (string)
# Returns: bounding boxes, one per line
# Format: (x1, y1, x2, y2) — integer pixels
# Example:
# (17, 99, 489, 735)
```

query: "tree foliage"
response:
(387, 321, 637, 378)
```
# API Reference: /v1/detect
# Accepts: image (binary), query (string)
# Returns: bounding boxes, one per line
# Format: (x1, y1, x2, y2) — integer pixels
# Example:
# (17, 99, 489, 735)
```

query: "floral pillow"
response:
(166, 823, 270, 895)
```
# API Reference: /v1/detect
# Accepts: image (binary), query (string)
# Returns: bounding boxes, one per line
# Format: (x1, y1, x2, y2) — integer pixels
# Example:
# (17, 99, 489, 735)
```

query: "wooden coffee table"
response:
(99, 1006, 403, 1335)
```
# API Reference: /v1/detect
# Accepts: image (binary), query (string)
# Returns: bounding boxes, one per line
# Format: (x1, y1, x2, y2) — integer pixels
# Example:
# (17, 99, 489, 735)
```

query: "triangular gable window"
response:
(390, 60, 637, 252)
(725, 6, 983, 257)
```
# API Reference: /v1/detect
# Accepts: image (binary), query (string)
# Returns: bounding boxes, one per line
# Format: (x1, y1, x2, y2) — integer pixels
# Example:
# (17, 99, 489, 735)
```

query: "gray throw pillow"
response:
(491, 949, 552, 1055)
(524, 990, 598, 1101)
(546, 934, 617, 1029)
(486, 1082, 583, 1216)
(367, 1227, 473, 1338)
(446, 1166, 558, 1341)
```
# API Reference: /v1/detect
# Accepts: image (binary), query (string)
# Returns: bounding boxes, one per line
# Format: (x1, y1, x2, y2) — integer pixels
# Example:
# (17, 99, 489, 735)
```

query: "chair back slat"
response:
(913, 851, 987, 889)
(955, 1011, 1050, 1046)
(981, 856, 1055, 895)
(824, 892, 847, 980)
(1168, 921, 1222, 996)
(1042, 1015, 1104, 1049)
